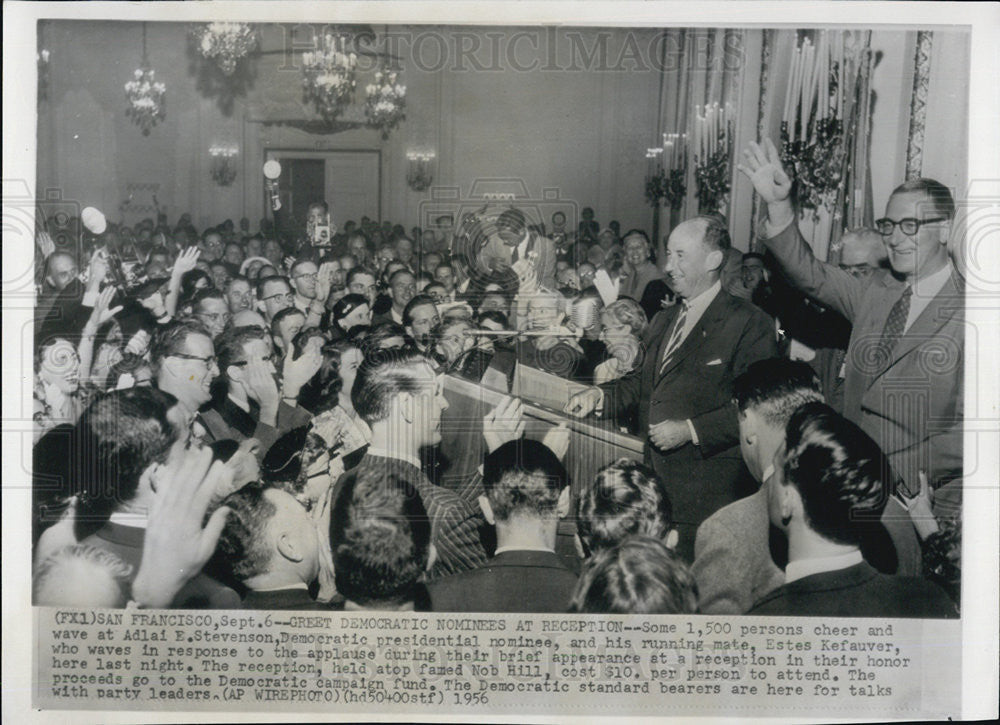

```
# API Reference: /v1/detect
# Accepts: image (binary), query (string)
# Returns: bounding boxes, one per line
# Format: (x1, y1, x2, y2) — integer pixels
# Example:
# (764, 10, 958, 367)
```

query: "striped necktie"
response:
(659, 301, 689, 374)
(878, 285, 913, 364)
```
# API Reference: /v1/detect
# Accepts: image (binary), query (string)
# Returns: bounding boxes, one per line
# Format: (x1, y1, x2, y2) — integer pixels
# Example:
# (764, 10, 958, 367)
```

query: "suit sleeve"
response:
(538, 239, 557, 291)
(762, 220, 866, 323)
(692, 517, 755, 615)
(690, 306, 779, 457)
(428, 495, 489, 581)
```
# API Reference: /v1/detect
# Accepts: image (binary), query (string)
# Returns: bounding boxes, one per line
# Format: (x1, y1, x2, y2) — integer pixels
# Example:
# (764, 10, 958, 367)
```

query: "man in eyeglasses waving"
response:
(738, 139, 963, 518)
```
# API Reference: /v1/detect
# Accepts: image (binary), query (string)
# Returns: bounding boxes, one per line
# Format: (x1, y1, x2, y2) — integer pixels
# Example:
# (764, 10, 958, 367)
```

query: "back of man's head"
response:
(483, 439, 567, 522)
(73, 387, 180, 539)
(351, 346, 428, 425)
(330, 466, 431, 608)
(495, 208, 527, 236)
(33, 544, 133, 607)
(781, 402, 888, 546)
(577, 459, 673, 553)
(215, 484, 276, 583)
(733, 358, 824, 428)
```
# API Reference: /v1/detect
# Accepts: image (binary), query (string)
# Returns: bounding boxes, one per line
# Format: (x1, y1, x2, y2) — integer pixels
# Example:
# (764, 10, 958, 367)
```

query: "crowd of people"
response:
(31, 137, 961, 617)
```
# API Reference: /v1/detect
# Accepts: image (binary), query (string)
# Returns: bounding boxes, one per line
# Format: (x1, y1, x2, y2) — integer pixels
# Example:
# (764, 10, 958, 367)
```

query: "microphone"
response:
(263, 160, 282, 212)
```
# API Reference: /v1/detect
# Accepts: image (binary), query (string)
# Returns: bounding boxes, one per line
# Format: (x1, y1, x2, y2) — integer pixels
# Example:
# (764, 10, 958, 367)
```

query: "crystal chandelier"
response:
(191, 22, 258, 76)
(364, 68, 407, 139)
(124, 24, 166, 136)
(302, 34, 358, 122)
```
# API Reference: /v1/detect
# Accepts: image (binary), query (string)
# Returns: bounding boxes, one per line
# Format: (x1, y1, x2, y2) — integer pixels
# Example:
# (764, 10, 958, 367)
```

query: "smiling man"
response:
(565, 215, 777, 560)
(738, 138, 963, 499)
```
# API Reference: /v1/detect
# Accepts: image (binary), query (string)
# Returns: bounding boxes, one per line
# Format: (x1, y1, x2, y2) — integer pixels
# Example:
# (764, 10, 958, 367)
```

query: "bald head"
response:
(45, 252, 79, 291)
(840, 228, 884, 267)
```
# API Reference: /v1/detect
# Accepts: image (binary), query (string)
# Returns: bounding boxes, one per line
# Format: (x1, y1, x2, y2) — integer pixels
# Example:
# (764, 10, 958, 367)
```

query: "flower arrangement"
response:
(302, 34, 358, 122)
(364, 69, 406, 138)
(124, 68, 166, 136)
(645, 167, 687, 211)
(191, 22, 258, 76)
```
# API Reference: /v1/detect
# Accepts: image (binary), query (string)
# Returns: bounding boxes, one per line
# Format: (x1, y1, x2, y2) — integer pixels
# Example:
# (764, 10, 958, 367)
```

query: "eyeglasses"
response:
(262, 291, 295, 304)
(294, 272, 318, 281)
(874, 217, 947, 237)
(170, 352, 218, 368)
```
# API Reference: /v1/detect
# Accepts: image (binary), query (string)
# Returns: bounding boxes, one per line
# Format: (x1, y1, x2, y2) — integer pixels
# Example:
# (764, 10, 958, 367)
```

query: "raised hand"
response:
(483, 395, 525, 453)
(171, 246, 200, 277)
(131, 447, 233, 608)
(281, 345, 323, 399)
(87, 250, 110, 288)
(737, 138, 793, 205)
(542, 422, 571, 461)
(244, 358, 280, 413)
(315, 262, 337, 304)
(86, 285, 123, 330)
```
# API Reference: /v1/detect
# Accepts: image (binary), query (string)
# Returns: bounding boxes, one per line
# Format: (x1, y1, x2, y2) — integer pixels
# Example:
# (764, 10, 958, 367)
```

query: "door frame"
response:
(263, 147, 383, 222)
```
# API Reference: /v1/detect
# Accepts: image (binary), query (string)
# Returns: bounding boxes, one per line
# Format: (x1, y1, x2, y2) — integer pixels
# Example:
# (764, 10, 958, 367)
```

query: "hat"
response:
(261, 426, 310, 483)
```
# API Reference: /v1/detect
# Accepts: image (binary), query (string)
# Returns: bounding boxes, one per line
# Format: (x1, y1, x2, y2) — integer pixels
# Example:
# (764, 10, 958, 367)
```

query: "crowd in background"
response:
(31, 137, 961, 617)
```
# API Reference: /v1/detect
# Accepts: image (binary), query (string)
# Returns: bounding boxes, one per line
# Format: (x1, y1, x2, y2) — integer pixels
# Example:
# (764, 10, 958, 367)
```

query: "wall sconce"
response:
(406, 150, 435, 192)
(209, 142, 239, 186)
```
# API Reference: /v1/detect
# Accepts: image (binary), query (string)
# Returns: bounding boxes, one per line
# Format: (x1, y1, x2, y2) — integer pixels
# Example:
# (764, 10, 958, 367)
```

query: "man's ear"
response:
(478, 495, 496, 526)
(665, 528, 679, 550)
(256, 299, 266, 314)
(779, 481, 801, 527)
(556, 486, 571, 519)
(399, 391, 415, 425)
(276, 531, 304, 563)
(227, 364, 245, 385)
(705, 249, 724, 273)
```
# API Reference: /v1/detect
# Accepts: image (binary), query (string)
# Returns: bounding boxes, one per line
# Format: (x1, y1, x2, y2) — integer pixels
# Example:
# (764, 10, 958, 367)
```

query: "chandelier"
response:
(124, 24, 166, 135)
(191, 22, 258, 76)
(301, 34, 358, 122)
(364, 68, 406, 138)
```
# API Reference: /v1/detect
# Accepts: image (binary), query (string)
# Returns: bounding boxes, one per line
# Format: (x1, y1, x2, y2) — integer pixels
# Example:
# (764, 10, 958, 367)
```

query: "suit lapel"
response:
(868, 270, 962, 385)
(657, 292, 729, 381)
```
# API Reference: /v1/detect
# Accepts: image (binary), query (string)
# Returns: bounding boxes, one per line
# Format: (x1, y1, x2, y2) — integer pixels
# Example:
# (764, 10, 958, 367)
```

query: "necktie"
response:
(659, 302, 689, 374)
(879, 285, 913, 363)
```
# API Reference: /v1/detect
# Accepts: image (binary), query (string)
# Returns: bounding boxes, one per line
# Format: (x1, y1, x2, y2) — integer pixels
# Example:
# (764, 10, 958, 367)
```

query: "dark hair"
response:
(733, 358, 824, 428)
(742, 251, 766, 264)
(621, 229, 651, 248)
(577, 459, 672, 554)
(104, 352, 152, 390)
(73, 387, 180, 539)
(388, 268, 415, 286)
(190, 287, 226, 310)
(352, 346, 431, 424)
(270, 306, 306, 338)
(890, 178, 955, 220)
(215, 325, 269, 375)
(781, 402, 889, 545)
(477, 309, 509, 329)
(358, 322, 411, 357)
(261, 426, 327, 496)
(256, 274, 291, 299)
(330, 465, 431, 606)
(569, 536, 698, 614)
(215, 483, 277, 581)
(495, 208, 527, 235)
(149, 318, 212, 373)
(308, 200, 329, 214)
(402, 294, 437, 327)
(179, 269, 213, 305)
(483, 439, 568, 521)
(346, 266, 376, 288)
(693, 214, 732, 253)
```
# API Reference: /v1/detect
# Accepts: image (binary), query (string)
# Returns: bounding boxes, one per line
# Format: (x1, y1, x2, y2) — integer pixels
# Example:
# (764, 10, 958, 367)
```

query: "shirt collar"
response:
(251, 583, 309, 593)
(366, 446, 422, 471)
(761, 462, 775, 483)
(495, 545, 555, 556)
(785, 549, 863, 583)
(109, 511, 148, 529)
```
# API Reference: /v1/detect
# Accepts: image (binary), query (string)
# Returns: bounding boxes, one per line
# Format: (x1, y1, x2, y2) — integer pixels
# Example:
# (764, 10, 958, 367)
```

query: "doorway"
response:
(263, 149, 381, 236)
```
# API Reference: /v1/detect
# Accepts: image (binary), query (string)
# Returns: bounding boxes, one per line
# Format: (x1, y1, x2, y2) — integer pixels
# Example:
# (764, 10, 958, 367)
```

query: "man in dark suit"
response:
(565, 215, 778, 559)
(429, 439, 577, 613)
(739, 139, 963, 498)
(749, 403, 956, 618)
(214, 483, 322, 610)
(482, 207, 558, 291)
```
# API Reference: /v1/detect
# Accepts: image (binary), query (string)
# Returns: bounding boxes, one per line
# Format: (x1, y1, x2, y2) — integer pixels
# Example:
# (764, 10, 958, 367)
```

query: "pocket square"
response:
(706, 359, 723, 366)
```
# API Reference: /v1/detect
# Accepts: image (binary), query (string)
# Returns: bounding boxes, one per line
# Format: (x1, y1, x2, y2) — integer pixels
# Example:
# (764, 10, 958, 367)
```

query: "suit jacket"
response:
(333, 453, 488, 581)
(600, 290, 778, 555)
(198, 396, 311, 462)
(764, 222, 963, 496)
(748, 561, 957, 618)
(242, 587, 323, 610)
(692, 489, 785, 615)
(483, 232, 558, 291)
(82, 522, 241, 609)
(428, 549, 578, 613)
